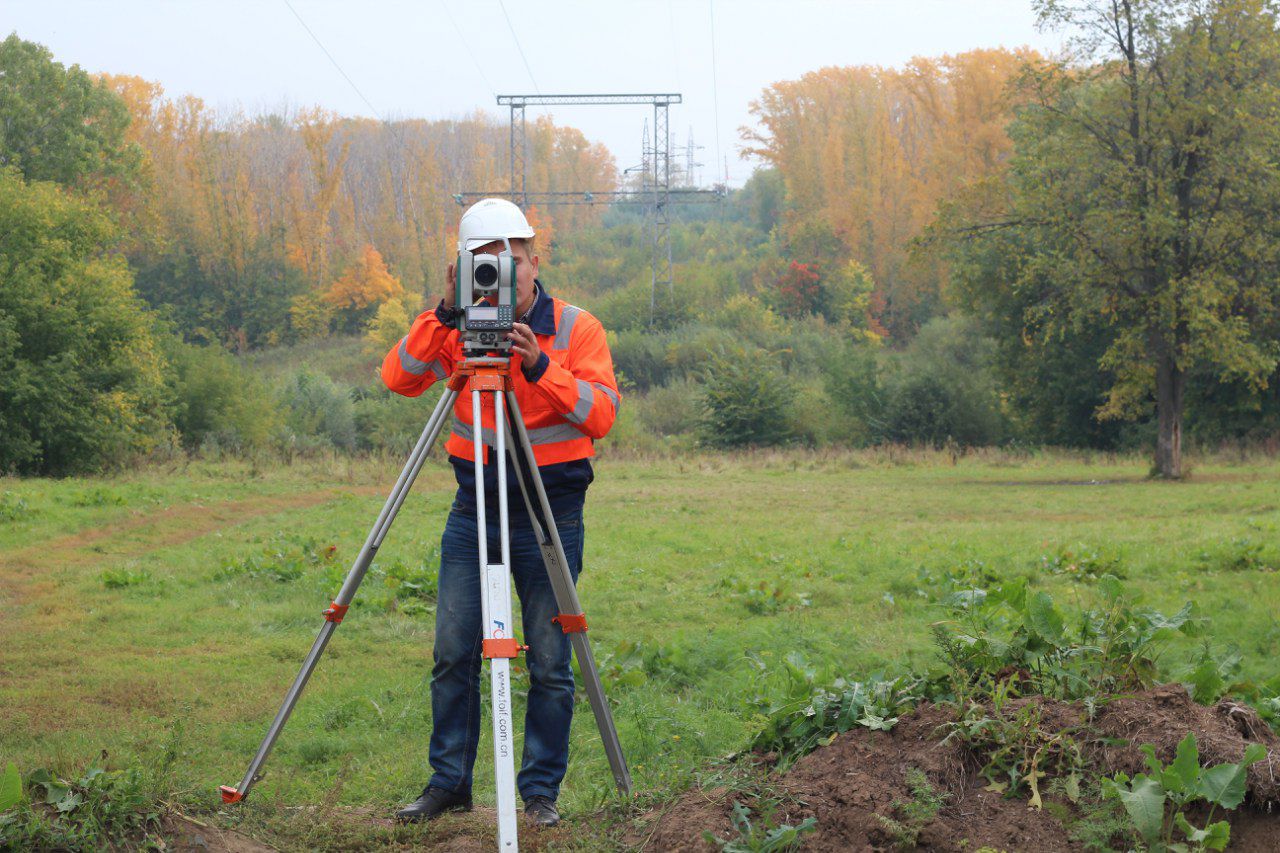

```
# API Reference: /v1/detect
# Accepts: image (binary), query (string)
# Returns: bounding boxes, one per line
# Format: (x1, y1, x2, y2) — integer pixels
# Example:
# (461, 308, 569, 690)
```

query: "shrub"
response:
(635, 378, 704, 437)
(353, 384, 443, 454)
(787, 377, 847, 447)
(164, 339, 281, 451)
(609, 327, 671, 391)
(362, 294, 420, 360)
(878, 315, 1006, 446)
(822, 340, 884, 445)
(280, 370, 357, 450)
(698, 352, 792, 448)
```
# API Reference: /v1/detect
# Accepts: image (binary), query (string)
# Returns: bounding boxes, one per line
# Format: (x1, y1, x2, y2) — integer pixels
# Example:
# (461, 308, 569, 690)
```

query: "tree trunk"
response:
(1154, 352, 1185, 479)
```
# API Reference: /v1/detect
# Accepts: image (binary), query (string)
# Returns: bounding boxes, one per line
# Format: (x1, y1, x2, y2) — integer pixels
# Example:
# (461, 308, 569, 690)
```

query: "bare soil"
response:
(630, 684, 1280, 851)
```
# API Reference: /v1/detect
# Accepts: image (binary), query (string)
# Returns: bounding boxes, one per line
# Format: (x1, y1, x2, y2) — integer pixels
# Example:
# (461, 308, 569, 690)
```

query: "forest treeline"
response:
(3, 0, 1280, 477)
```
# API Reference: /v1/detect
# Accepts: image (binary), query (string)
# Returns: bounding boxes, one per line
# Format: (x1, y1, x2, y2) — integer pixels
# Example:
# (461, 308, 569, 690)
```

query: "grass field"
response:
(2, 449, 1279, 848)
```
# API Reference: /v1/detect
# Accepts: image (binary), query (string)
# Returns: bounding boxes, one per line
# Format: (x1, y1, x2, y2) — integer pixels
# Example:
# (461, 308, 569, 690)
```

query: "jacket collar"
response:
(526, 280, 556, 336)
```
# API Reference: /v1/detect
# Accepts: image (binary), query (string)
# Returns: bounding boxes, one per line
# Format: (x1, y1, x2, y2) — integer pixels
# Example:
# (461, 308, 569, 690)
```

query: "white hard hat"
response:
(457, 198, 535, 251)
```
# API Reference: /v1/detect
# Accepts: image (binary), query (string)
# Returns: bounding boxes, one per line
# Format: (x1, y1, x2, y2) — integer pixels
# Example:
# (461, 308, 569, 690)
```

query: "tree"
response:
(1007, 0, 1280, 476)
(743, 50, 1035, 338)
(325, 244, 405, 332)
(774, 261, 821, 317)
(0, 35, 140, 189)
(363, 294, 418, 358)
(0, 169, 170, 474)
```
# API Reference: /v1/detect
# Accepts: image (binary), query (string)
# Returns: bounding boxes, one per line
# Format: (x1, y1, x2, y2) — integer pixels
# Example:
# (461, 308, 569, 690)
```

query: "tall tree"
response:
(0, 169, 169, 474)
(743, 50, 1034, 339)
(1009, 0, 1280, 476)
(0, 35, 140, 189)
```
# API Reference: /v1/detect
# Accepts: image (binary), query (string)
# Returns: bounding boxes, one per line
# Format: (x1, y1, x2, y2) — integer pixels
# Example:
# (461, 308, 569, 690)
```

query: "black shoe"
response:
(524, 795, 560, 827)
(395, 786, 473, 823)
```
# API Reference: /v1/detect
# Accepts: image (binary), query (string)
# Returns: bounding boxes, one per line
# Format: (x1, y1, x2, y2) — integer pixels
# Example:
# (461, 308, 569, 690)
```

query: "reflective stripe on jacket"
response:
(380, 283, 620, 466)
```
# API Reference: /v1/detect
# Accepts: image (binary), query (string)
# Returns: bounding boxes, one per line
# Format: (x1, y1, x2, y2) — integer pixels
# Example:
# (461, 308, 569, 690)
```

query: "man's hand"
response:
(443, 263, 456, 308)
(506, 322, 540, 370)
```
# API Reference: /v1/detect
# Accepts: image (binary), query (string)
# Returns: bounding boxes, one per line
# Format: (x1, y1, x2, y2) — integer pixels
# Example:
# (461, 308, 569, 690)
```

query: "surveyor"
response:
(380, 198, 621, 828)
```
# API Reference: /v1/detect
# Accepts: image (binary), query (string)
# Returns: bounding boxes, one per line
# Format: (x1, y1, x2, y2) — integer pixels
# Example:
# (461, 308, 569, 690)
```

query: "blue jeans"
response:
(428, 501, 584, 802)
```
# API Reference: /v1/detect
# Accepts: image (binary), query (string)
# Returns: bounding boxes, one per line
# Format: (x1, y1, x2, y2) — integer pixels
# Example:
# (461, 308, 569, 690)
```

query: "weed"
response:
(1196, 538, 1277, 573)
(1048, 788, 1131, 852)
(1180, 644, 1246, 704)
(69, 487, 127, 507)
(704, 800, 817, 852)
(377, 556, 439, 615)
(941, 691, 1085, 806)
(215, 534, 339, 583)
(595, 639, 650, 691)
(1038, 544, 1125, 582)
(875, 768, 948, 850)
(0, 491, 30, 522)
(751, 653, 932, 761)
(1103, 731, 1266, 852)
(98, 567, 151, 589)
(0, 764, 164, 850)
(889, 559, 1004, 604)
(717, 576, 811, 616)
(933, 574, 1203, 702)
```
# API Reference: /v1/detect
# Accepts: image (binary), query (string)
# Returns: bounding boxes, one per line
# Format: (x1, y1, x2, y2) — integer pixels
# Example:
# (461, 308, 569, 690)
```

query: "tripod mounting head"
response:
(455, 235, 518, 358)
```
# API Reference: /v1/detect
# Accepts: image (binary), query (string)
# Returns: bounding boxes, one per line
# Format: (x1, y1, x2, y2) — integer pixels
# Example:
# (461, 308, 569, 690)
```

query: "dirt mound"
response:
(1092, 684, 1280, 804)
(632, 685, 1280, 851)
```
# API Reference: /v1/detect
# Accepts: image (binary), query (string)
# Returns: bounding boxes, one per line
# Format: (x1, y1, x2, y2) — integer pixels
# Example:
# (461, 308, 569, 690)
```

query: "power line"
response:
(279, 0, 421, 214)
(709, 0, 722, 183)
(438, 0, 497, 98)
(498, 0, 542, 96)
(281, 0, 386, 122)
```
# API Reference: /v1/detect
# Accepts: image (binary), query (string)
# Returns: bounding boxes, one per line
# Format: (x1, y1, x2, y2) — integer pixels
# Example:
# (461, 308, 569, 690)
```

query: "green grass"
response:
(2, 450, 1278, 849)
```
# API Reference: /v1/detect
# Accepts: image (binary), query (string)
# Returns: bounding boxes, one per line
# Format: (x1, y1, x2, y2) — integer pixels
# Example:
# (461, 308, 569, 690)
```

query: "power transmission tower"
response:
(455, 93, 723, 326)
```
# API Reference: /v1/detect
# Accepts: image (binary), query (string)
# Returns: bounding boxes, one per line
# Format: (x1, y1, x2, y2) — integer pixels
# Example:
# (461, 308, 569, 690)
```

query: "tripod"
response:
(220, 355, 632, 851)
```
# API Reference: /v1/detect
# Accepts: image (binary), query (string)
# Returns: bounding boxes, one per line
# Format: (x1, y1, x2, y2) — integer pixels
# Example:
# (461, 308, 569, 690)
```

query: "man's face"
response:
(474, 238, 538, 314)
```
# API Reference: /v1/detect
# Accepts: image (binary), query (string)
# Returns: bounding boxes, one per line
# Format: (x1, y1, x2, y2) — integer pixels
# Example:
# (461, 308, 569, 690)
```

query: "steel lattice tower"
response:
(458, 94, 722, 326)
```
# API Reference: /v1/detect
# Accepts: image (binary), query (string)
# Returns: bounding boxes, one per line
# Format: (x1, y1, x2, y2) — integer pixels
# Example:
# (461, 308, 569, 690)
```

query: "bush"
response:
(698, 352, 792, 448)
(821, 339, 883, 445)
(878, 315, 1007, 446)
(164, 339, 281, 451)
(609, 327, 671, 391)
(787, 378, 848, 447)
(280, 370, 356, 450)
(635, 378, 704, 437)
(353, 384, 444, 454)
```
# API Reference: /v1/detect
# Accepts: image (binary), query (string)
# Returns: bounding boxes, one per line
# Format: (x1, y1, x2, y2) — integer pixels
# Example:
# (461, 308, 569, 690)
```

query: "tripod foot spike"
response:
(219, 786, 244, 804)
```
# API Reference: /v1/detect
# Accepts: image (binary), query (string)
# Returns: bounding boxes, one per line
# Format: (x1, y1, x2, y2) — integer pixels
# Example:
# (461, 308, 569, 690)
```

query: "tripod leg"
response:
(474, 387, 520, 851)
(221, 386, 458, 803)
(502, 391, 634, 797)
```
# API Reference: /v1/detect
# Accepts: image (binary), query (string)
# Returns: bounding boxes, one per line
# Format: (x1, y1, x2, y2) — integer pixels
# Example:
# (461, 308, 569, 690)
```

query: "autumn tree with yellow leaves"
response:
(743, 48, 1036, 339)
(326, 244, 404, 333)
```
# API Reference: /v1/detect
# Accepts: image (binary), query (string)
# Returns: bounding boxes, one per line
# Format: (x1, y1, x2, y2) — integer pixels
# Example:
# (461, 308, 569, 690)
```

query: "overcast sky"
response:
(6, 0, 1065, 187)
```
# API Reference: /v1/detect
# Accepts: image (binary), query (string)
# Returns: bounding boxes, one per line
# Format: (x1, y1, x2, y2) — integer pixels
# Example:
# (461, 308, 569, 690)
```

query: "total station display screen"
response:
(469, 306, 498, 321)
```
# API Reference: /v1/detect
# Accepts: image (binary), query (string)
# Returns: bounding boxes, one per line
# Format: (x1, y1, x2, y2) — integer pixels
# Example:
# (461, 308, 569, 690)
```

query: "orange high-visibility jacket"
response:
(380, 287, 620, 466)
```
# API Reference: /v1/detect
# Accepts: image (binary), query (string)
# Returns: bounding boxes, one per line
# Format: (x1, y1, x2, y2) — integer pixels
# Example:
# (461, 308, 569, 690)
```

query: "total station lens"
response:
(474, 261, 499, 287)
